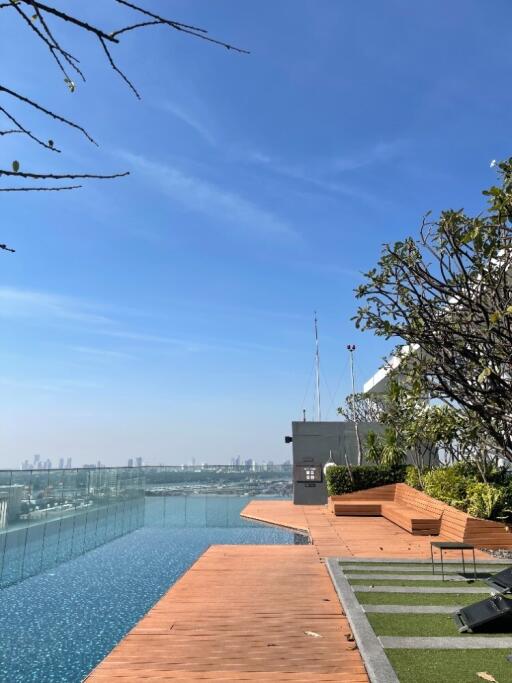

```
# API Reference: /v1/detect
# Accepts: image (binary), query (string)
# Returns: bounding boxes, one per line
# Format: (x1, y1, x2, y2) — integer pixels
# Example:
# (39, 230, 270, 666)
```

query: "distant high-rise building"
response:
(33, 454, 40, 467)
(66, 457, 72, 469)
(127, 458, 134, 468)
(244, 458, 253, 469)
(97, 460, 102, 469)
(135, 457, 143, 467)
(58, 458, 64, 470)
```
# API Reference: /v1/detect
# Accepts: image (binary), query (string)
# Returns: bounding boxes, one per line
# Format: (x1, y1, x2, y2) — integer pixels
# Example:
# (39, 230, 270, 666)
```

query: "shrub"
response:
(405, 466, 422, 490)
(422, 467, 469, 510)
(364, 431, 384, 465)
(466, 482, 505, 520)
(326, 464, 406, 496)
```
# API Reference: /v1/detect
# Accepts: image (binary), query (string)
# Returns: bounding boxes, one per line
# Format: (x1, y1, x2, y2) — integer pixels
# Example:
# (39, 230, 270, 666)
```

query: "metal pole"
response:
(347, 344, 363, 466)
(314, 312, 321, 422)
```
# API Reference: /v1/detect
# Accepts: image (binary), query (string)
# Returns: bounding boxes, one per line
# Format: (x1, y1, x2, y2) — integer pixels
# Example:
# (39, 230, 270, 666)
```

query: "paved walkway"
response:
(241, 500, 492, 559)
(85, 545, 369, 683)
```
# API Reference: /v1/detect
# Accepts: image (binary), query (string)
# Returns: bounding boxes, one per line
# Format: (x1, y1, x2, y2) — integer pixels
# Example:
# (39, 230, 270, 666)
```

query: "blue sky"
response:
(1, 0, 511, 467)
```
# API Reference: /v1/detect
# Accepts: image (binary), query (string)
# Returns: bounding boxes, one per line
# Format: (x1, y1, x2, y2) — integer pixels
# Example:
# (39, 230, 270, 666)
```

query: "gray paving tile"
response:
(380, 636, 512, 649)
(363, 605, 459, 614)
(346, 572, 482, 581)
(355, 585, 491, 594)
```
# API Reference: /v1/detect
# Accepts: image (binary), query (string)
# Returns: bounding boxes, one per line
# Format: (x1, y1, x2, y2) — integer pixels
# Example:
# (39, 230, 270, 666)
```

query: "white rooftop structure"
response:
(363, 343, 419, 394)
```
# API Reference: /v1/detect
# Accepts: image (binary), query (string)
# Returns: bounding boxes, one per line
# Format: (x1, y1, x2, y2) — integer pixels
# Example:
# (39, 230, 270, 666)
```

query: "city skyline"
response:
(16, 454, 291, 471)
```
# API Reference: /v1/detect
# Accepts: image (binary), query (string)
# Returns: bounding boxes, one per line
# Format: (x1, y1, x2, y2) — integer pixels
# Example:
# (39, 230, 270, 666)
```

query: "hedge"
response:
(326, 464, 407, 496)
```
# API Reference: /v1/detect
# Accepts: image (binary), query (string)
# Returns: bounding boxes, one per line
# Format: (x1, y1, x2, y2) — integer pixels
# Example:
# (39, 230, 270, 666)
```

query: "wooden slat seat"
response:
(332, 501, 386, 516)
(329, 483, 512, 548)
(332, 496, 440, 535)
(381, 502, 441, 536)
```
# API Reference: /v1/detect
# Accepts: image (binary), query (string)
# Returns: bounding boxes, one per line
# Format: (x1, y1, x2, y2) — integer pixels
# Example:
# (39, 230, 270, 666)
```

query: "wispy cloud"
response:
(120, 152, 300, 242)
(0, 376, 101, 393)
(245, 152, 379, 205)
(0, 287, 113, 326)
(70, 346, 134, 361)
(161, 101, 216, 146)
(245, 140, 407, 205)
(0, 286, 292, 356)
(333, 140, 407, 172)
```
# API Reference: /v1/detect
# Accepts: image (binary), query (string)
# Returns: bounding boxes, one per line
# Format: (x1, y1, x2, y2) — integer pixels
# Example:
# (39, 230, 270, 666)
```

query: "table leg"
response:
(461, 549, 466, 577)
(472, 547, 476, 579)
(430, 544, 435, 575)
(441, 548, 445, 582)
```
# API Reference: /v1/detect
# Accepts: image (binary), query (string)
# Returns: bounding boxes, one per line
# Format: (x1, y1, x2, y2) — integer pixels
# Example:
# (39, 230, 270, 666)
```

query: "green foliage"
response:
(405, 465, 422, 490)
(381, 427, 407, 467)
(337, 392, 385, 422)
(328, 459, 512, 521)
(422, 467, 469, 510)
(326, 464, 406, 496)
(364, 431, 384, 465)
(466, 482, 505, 520)
(354, 158, 512, 460)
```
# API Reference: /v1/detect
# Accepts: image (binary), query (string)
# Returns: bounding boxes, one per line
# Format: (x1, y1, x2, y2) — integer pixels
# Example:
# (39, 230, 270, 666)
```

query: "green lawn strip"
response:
(386, 649, 512, 683)
(339, 562, 499, 570)
(344, 567, 490, 575)
(356, 591, 481, 606)
(349, 578, 487, 587)
(367, 612, 512, 637)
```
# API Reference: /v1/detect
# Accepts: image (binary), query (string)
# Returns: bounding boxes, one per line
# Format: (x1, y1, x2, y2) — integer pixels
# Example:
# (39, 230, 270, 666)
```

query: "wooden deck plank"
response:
(241, 500, 492, 560)
(85, 545, 369, 683)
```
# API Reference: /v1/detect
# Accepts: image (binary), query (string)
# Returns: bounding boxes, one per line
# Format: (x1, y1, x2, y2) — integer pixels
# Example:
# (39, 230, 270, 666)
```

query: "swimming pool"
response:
(0, 497, 306, 683)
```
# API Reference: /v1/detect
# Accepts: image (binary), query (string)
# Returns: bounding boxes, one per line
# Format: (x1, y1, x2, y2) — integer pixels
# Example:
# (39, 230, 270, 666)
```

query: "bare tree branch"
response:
(0, 169, 129, 180)
(0, 105, 61, 151)
(0, 85, 97, 144)
(0, 1, 247, 212)
(0, 185, 81, 192)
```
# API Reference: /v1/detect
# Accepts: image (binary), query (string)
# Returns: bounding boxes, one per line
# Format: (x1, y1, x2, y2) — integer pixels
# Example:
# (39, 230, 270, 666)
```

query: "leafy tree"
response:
(355, 159, 512, 461)
(337, 391, 385, 422)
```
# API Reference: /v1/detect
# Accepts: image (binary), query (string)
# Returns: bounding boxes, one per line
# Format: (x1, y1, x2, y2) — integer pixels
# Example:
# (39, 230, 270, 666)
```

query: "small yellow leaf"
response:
(304, 630, 322, 638)
(477, 673, 498, 682)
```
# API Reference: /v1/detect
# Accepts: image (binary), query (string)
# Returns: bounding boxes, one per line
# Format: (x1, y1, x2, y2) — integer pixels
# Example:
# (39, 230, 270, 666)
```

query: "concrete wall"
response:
(292, 421, 385, 505)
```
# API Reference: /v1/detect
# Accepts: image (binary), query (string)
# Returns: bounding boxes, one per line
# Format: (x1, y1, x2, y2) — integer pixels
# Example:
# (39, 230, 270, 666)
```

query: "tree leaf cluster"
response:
(355, 159, 512, 461)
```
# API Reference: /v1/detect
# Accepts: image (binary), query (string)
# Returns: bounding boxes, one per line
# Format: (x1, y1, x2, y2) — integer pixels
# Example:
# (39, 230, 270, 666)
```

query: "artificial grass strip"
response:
(386, 649, 512, 683)
(344, 568, 485, 575)
(356, 591, 481, 606)
(340, 562, 497, 569)
(348, 578, 487, 587)
(367, 612, 512, 637)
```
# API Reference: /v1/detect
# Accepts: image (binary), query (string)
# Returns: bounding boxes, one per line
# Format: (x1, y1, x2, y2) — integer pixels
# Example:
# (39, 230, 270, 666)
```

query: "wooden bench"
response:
(332, 496, 441, 536)
(329, 483, 512, 548)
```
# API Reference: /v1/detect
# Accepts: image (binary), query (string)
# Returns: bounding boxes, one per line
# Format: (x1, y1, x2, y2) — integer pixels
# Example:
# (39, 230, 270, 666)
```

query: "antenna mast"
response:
(314, 312, 322, 421)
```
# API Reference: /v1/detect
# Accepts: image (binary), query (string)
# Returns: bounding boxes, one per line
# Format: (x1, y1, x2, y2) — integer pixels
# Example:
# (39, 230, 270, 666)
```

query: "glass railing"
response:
(0, 467, 146, 588)
(0, 466, 292, 588)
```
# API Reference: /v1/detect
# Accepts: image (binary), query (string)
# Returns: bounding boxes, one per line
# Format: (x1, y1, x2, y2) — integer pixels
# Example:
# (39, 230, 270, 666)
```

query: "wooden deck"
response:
(85, 500, 494, 682)
(241, 500, 492, 559)
(85, 545, 369, 683)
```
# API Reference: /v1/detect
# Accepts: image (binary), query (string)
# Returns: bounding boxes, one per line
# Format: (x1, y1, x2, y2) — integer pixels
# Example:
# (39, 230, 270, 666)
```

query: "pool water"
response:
(0, 497, 305, 683)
